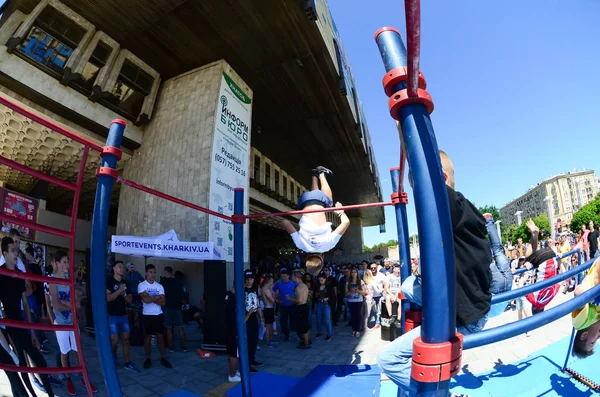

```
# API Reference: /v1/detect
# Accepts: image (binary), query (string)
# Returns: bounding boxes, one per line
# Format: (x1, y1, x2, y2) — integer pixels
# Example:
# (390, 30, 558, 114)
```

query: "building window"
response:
(291, 184, 295, 201)
(70, 41, 111, 95)
(16, 6, 85, 76)
(275, 170, 280, 194)
(265, 163, 271, 189)
(99, 60, 153, 119)
(253, 155, 261, 181)
(283, 176, 288, 199)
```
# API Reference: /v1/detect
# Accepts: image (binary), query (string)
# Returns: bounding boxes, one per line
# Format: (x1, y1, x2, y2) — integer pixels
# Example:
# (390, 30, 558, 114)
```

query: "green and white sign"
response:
(208, 71, 252, 262)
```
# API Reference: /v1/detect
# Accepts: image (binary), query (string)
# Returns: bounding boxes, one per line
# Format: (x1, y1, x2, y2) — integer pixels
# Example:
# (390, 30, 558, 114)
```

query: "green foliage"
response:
(478, 205, 501, 221)
(503, 223, 518, 245)
(571, 199, 600, 233)
(512, 213, 551, 243)
(364, 239, 399, 253)
(363, 245, 373, 253)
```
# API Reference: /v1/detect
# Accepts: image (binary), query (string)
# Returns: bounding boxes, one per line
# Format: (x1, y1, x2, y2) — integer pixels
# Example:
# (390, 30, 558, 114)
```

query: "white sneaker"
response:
(228, 374, 241, 383)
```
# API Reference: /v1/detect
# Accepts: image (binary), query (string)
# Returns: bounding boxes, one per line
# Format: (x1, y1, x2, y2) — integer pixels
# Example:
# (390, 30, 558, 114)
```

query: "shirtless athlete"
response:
(287, 269, 311, 349)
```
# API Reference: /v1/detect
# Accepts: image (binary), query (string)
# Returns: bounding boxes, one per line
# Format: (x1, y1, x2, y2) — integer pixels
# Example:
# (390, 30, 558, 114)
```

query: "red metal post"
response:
(70, 145, 93, 396)
(405, 0, 421, 98)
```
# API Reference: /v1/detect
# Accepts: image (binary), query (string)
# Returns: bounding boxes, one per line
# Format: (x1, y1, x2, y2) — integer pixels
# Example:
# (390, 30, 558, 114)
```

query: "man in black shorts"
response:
(138, 264, 172, 369)
(287, 269, 311, 349)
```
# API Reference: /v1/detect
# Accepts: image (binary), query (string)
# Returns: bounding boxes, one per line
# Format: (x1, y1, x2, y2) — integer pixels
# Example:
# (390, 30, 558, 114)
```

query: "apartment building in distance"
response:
(500, 170, 598, 227)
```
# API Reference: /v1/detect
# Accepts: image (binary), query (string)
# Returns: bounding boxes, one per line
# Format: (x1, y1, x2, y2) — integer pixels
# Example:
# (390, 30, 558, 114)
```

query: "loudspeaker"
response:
(202, 260, 228, 350)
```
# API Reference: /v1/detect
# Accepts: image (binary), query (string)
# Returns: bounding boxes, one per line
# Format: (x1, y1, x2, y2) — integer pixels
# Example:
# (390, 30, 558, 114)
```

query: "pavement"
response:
(0, 290, 577, 397)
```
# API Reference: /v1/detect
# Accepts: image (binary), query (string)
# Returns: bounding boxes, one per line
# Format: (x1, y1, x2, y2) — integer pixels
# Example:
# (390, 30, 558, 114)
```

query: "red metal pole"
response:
(0, 318, 76, 331)
(70, 146, 93, 396)
(0, 155, 78, 191)
(405, 0, 421, 97)
(243, 201, 393, 220)
(0, 96, 103, 152)
(0, 364, 84, 374)
(0, 214, 71, 238)
(0, 267, 71, 285)
(117, 176, 233, 221)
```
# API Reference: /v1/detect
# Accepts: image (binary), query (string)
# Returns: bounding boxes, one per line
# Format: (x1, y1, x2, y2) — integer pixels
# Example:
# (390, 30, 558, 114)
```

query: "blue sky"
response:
(328, 0, 600, 247)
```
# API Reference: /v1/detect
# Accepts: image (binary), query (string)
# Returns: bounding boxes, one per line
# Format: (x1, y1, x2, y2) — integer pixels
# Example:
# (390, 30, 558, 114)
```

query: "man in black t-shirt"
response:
(589, 220, 600, 259)
(0, 237, 54, 396)
(161, 266, 187, 352)
(106, 261, 140, 372)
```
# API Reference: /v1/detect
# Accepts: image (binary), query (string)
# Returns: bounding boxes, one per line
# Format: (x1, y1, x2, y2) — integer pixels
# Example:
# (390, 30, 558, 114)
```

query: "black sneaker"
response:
(315, 333, 322, 339)
(250, 366, 258, 373)
(297, 342, 311, 349)
(143, 359, 152, 369)
(325, 335, 332, 342)
(161, 358, 172, 368)
(251, 361, 263, 367)
(315, 166, 333, 176)
(40, 346, 51, 354)
(283, 335, 290, 342)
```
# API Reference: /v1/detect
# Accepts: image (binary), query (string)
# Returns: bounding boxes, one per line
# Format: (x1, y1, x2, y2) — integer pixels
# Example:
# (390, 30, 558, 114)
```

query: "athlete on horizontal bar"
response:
(281, 167, 350, 276)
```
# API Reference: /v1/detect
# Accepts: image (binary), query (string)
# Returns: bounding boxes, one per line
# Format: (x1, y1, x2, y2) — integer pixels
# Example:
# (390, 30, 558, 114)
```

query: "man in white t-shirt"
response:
(369, 263, 387, 329)
(281, 166, 350, 276)
(383, 265, 402, 320)
(138, 264, 172, 369)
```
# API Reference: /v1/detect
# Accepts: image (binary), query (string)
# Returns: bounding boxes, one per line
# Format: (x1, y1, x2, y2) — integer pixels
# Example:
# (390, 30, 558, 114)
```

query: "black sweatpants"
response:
(0, 330, 28, 397)
(246, 319, 258, 364)
(9, 327, 54, 397)
(279, 306, 293, 337)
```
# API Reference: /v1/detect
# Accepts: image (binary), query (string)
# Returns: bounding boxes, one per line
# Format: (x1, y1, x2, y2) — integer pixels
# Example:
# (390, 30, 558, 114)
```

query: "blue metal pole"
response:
(376, 28, 456, 397)
(562, 328, 577, 372)
(234, 188, 251, 397)
(390, 167, 412, 333)
(491, 255, 594, 304)
(464, 282, 600, 349)
(90, 120, 125, 397)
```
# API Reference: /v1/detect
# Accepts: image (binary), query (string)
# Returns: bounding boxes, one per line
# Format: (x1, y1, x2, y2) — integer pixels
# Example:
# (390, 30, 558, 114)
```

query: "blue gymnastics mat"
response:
(449, 336, 599, 397)
(286, 364, 381, 397)
(380, 336, 600, 397)
(225, 372, 302, 397)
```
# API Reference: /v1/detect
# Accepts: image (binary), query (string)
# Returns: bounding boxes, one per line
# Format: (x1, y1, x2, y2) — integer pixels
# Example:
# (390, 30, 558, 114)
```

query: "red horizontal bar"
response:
(117, 176, 233, 221)
(0, 154, 77, 191)
(0, 318, 75, 332)
(244, 201, 394, 220)
(0, 96, 103, 152)
(0, 213, 70, 238)
(0, 267, 71, 285)
(0, 363, 83, 374)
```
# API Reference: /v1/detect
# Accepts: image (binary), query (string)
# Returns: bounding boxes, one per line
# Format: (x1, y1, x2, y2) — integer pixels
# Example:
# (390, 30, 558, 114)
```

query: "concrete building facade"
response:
(500, 170, 598, 227)
(0, 0, 385, 303)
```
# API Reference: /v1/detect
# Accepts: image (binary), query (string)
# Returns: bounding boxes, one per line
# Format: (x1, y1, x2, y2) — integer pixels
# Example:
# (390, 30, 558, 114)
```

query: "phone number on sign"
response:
(214, 153, 246, 177)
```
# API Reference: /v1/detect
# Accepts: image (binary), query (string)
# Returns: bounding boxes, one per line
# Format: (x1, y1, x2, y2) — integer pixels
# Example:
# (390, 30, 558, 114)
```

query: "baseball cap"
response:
(280, 268, 289, 274)
(244, 270, 254, 279)
(292, 269, 305, 276)
(126, 262, 134, 269)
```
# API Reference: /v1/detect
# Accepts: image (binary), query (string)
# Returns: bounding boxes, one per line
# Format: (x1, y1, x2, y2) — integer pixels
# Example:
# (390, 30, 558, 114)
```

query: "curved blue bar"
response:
(91, 121, 125, 397)
(233, 189, 251, 397)
(562, 328, 577, 371)
(513, 267, 528, 275)
(491, 256, 594, 304)
(376, 29, 408, 73)
(464, 283, 600, 350)
(390, 168, 411, 333)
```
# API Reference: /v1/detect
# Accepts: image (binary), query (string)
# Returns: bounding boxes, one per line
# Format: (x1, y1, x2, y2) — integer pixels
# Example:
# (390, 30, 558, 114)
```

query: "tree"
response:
(513, 213, 551, 243)
(478, 205, 501, 221)
(503, 223, 518, 245)
(571, 199, 600, 234)
(363, 245, 373, 253)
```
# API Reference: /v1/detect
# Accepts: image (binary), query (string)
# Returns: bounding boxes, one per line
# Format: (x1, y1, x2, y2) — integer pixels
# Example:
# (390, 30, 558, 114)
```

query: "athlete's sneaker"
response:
(31, 377, 46, 393)
(251, 361, 264, 367)
(325, 335, 332, 342)
(256, 345, 261, 351)
(161, 358, 173, 368)
(58, 373, 67, 381)
(143, 359, 152, 369)
(124, 362, 141, 373)
(39, 346, 51, 354)
(297, 342, 311, 349)
(182, 347, 188, 353)
(315, 166, 333, 177)
(67, 379, 76, 396)
(266, 341, 278, 348)
(228, 374, 241, 383)
(482, 213, 492, 220)
(81, 378, 98, 393)
(250, 366, 258, 373)
(314, 333, 322, 339)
